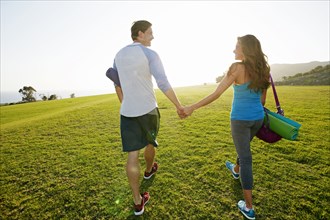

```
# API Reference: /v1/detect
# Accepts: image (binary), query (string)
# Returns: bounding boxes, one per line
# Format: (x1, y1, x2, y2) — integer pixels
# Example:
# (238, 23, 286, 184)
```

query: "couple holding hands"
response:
(107, 20, 270, 220)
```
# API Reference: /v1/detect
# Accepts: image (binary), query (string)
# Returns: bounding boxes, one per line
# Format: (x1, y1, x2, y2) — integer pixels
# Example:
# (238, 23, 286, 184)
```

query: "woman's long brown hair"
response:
(239, 35, 270, 91)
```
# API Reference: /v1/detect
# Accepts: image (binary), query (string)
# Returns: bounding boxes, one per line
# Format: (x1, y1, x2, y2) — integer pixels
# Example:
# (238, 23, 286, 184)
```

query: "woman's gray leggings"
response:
(231, 119, 263, 190)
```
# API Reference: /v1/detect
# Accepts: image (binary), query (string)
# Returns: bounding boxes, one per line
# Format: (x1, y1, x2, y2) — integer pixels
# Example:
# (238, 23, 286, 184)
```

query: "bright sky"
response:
(1, 1, 329, 96)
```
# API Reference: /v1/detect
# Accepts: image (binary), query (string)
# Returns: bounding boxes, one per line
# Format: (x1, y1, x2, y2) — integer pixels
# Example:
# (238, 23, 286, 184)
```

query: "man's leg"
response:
(126, 150, 142, 205)
(144, 144, 155, 173)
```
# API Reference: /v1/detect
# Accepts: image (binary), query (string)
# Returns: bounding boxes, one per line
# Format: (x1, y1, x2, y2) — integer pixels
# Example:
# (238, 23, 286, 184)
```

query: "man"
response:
(107, 20, 184, 215)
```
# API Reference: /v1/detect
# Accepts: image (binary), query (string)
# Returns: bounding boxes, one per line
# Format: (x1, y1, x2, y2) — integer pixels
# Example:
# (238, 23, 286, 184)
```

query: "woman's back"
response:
(230, 81, 264, 121)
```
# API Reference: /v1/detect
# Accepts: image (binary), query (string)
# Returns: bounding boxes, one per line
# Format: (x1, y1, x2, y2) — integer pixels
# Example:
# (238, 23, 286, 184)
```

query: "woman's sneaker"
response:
(134, 192, 150, 215)
(225, 161, 239, 179)
(144, 162, 158, 179)
(237, 200, 255, 220)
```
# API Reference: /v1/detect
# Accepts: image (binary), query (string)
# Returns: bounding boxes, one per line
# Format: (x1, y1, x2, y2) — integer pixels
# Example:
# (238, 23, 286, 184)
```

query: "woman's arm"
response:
(261, 89, 267, 106)
(194, 74, 235, 109)
(183, 73, 236, 116)
(183, 63, 243, 116)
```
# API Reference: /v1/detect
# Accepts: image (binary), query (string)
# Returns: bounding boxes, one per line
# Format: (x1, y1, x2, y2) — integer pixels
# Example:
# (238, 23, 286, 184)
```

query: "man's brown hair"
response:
(131, 20, 152, 41)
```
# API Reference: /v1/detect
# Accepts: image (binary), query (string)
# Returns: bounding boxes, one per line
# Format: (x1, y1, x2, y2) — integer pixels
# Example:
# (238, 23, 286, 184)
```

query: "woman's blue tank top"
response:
(230, 82, 264, 120)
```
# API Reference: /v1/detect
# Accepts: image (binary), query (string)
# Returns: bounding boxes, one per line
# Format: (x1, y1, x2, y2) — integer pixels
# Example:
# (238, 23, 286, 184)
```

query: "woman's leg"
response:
(234, 157, 240, 173)
(231, 120, 254, 209)
(234, 119, 262, 175)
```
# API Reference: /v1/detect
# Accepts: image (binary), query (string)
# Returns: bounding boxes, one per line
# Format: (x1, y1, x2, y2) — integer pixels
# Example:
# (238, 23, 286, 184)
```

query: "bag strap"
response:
(270, 74, 284, 115)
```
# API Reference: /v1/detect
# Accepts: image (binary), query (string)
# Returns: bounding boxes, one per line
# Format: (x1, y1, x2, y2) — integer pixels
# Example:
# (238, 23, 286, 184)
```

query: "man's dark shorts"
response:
(120, 108, 160, 152)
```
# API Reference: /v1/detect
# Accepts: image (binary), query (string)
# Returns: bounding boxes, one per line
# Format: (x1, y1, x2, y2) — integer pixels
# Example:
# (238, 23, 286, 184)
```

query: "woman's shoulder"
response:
(228, 62, 245, 74)
(230, 62, 244, 69)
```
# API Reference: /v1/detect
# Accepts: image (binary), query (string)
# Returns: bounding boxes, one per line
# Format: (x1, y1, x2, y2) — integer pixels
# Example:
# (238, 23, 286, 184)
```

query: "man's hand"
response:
(176, 106, 187, 119)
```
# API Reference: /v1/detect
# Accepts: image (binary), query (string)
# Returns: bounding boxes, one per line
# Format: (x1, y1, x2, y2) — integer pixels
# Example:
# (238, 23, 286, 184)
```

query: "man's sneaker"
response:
(134, 192, 150, 215)
(225, 161, 239, 179)
(144, 162, 158, 179)
(237, 200, 255, 220)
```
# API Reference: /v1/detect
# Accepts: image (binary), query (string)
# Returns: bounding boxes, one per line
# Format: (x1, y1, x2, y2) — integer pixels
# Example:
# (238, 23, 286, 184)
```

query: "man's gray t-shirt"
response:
(114, 42, 171, 117)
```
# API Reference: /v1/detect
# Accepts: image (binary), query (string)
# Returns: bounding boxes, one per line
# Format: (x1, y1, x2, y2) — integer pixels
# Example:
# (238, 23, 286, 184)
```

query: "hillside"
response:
(275, 65, 330, 85)
(270, 61, 329, 81)
(1, 86, 329, 219)
(0, 85, 330, 220)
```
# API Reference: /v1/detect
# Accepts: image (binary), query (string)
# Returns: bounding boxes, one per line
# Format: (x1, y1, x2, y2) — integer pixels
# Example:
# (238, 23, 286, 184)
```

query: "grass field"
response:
(1, 85, 329, 219)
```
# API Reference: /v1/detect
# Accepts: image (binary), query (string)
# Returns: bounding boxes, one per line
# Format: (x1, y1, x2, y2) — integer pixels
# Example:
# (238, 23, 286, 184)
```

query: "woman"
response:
(183, 35, 270, 220)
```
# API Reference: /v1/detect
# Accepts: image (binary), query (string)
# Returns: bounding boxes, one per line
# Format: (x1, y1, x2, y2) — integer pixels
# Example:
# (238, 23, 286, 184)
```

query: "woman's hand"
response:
(183, 105, 195, 117)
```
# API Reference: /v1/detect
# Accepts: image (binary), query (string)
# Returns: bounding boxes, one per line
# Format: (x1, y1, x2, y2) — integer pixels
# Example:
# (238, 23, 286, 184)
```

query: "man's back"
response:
(115, 43, 157, 117)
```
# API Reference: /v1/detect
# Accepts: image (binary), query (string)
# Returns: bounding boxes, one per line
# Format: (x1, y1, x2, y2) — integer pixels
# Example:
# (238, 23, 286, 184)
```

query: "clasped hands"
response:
(176, 105, 194, 119)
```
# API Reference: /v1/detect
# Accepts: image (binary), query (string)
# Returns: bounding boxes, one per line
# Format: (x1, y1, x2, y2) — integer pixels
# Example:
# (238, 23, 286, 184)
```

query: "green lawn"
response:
(1, 85, 329, 219)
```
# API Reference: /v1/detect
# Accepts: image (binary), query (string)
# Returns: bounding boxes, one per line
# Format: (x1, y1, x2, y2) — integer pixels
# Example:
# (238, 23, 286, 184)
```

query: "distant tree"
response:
(70, 93, 75, 98)
(18, 86, 37, 102)
(38, 93, 58, 101)
(311, 65, 323, 73)
(39, 94, 48, 101)
(48, 94, 57, 100)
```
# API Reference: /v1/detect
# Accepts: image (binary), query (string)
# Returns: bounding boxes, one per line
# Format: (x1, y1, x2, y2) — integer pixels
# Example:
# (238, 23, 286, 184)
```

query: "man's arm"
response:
(163, 88, 185, 118)
(115, 85, 123, 103)
(142, 48, 185, 117)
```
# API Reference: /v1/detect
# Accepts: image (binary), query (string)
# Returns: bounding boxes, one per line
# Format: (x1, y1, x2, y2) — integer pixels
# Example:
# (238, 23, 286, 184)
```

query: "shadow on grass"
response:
(125, 176, 156, 220)
(231, 179, 243, 201)
(125, 214, 148, 220)
(140, 175, 156, 192)
(126, 214, 149, 220)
